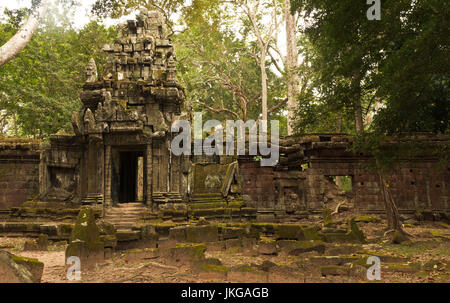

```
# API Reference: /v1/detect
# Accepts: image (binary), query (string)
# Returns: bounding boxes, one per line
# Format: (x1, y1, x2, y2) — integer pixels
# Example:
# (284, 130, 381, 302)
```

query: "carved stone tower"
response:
(40, 11, 188, 211)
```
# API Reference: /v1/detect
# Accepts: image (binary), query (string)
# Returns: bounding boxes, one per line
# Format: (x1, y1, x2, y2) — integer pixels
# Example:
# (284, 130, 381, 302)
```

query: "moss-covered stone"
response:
(100, 235, 117, 248)
(98, 221, 116, 236)
(228, 264, 268, 282)
(70, 208, 101, 245)
(10, 255, 44, 283)
(258, 238, 277, 255)
(346, 218, 367, 243)
(66, 208, 104, 267)
(354, 215, 380, 223)
(0, 251, 35, 283)
(299, 226, 323, 241)
(391, 230, 409, 244)
(276, 224, 302, 240)
(384, 262, 421, 273)
(185, 225, 218, 243)
(250, 223, 276, 234)
(322, 208, 334, 227)
(222, 227, 245, 240)
(116, 230, 141, 242)
(169, 226, 187, 242)
(286, 240, 326, 255)
(166, 243, 206, 264)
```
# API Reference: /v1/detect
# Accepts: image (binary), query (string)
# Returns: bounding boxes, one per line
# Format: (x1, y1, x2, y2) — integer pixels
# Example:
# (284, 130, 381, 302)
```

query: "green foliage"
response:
(0, 2, 116, 138)
(291, 0, 450, 135)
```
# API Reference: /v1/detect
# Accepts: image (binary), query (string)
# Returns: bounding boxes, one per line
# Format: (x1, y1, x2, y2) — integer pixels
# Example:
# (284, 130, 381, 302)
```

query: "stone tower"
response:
(40, 11, 188, 210)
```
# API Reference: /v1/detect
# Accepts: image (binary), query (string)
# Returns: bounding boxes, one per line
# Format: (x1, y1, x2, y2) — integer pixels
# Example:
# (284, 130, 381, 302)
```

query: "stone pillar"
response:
(146, 143, 153, 208)
(104, 145, 112, 206)
(87, 138, 97, 194)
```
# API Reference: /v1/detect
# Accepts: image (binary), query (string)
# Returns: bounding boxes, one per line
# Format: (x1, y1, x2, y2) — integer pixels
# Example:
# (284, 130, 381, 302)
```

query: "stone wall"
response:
(0, 138, 41, 209)
(238, 134, 450, 213)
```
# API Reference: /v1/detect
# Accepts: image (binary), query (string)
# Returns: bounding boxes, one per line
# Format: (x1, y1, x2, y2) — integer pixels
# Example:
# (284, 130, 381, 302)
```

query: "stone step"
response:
(104, 215, 142, 221)
(105, 210, 146, 215)
(117, 203, 145, 207)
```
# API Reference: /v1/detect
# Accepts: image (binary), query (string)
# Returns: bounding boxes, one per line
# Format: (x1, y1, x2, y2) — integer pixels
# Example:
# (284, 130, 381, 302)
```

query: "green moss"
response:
(320, 265, 349, 276)
(385, 262, 421, 273)
(286, 240, 326, 255)
(185, 225, 218, 243)
(301, 226, 323, 241)
(322, 208, 334, 227)
(70, 208, 100, 244)
(11, 255, 43, 266)
(232, 264, 264, 274)
(173, 243, 206, 259)
(276, 224, 302, 240)
(201, 263, 229, 273)
(346, 218, 367, 243)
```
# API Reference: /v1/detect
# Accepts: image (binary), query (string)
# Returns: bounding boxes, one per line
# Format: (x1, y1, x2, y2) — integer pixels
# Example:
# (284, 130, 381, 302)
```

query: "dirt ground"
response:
(1, 217, 449, 283)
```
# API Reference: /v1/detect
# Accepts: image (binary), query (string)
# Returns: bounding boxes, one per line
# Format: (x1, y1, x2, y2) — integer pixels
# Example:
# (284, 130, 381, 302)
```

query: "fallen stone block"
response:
(164, 243, 206, 265)
(24, 234, 48, 251)
(185, 225, 218, 243)
(276, 224, 302, 240)
(383, 262, 421, 274)
(257, 239, 277, 255)
(0, 250, 43, 283)
(169, 226, 187, 242)
(222, 227, 245, 240)
(286, 240, 326, 255)
(9, 254, 44, 283)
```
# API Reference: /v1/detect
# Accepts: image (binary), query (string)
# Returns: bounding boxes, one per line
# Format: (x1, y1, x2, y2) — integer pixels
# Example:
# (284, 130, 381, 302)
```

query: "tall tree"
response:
(232, 0, 284, 130)
(284, 0, 299, 135)
(0, 0, 49, 67)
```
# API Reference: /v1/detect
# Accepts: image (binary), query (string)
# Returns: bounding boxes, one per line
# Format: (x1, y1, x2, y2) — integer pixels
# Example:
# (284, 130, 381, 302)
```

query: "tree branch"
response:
(193, 100, 240, 119)
(0, 0, 49, 67)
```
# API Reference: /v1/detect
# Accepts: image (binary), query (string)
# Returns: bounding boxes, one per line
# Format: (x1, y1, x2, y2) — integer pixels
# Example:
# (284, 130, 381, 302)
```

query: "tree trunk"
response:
(336, 113, 342, 133)
(0, 0, 49, 67)
(352, 72, 364, 133)
(260, 48, 268, 133)
(285, 0, 299, 135)
(379, 173, 411, 242)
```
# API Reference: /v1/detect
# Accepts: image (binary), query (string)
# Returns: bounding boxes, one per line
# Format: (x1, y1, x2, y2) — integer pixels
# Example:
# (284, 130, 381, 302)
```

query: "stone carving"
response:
(86, 58, 98, 82)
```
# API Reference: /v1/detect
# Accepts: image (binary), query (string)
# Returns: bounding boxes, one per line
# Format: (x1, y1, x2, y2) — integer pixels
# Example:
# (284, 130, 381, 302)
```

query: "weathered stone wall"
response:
(237, 134, 450, 213)
(0, 139, 40, 209)
(302, 161, 450, 211)
(238, 160, 305, 213)
(239, 161, 275, 209)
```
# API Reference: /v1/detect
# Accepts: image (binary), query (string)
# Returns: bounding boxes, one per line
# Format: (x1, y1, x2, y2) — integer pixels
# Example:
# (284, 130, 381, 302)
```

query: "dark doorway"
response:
(116, 151, 144, 203)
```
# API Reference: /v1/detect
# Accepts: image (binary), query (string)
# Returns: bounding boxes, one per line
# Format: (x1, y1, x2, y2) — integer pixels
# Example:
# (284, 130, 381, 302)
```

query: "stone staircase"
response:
(103, 203, 149, 231)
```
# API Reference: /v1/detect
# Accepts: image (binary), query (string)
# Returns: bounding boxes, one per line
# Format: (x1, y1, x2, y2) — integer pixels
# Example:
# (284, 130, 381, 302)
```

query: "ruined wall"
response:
(0, 139, 40, 209)
(238, 159, 305, 213)
(237, 134, 450, 213)
(301, 135, 450, 212)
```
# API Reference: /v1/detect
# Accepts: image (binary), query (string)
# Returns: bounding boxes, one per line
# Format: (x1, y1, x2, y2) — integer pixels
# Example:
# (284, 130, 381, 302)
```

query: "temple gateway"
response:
(40, 11, 189, 210)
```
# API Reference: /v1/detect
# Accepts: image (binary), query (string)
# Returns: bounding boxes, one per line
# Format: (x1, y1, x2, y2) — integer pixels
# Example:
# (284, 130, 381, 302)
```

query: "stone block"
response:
(185, 225, 218, 243)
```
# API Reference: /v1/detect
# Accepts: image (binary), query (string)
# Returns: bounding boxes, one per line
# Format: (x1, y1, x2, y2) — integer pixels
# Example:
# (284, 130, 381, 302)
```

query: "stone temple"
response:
(0, 11, 449, 244)
(40, 10, 188, 210)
